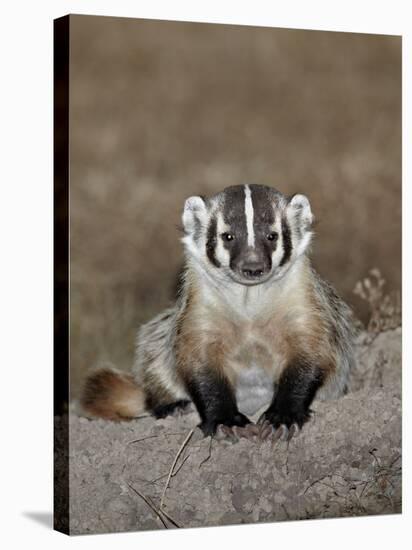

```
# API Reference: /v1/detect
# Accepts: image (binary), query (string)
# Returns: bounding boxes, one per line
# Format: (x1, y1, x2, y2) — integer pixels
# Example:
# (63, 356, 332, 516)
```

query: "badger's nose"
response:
(240, 261, 265, 279)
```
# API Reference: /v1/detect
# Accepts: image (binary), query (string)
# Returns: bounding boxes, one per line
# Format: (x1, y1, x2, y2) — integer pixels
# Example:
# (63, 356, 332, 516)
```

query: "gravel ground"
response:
(57, 327, 401, 535)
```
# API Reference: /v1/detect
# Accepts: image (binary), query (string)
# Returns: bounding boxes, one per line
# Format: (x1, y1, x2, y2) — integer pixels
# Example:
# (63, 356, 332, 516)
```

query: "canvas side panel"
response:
(54, 14, 70, 536)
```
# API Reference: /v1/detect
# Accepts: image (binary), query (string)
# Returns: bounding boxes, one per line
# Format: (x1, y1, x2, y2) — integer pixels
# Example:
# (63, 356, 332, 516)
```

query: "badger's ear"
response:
(182, 196, 208, 235)
(287, 193, 313, 231)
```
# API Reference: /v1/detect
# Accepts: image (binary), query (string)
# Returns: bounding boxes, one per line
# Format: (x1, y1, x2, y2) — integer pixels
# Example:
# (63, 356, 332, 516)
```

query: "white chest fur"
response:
(229, 332, 281, 416)
(235, 362, 274, 416)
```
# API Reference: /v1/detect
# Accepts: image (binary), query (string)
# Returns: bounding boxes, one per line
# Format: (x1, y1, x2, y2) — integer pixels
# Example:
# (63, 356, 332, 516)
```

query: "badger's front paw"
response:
(199, 411, 251, 438)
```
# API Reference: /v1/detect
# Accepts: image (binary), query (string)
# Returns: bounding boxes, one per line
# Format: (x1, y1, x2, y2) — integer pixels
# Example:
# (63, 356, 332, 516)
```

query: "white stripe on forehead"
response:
(244, 184, 255, 248)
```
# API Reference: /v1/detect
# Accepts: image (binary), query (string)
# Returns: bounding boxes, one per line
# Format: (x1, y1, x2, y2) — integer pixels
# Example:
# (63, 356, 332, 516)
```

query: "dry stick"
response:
(171, 453, 190, 476)
(127, 434, 160, 446)
(127, 482, 168, 529)
(160, 427, 195, 511)
(128, 431, 187, 446)
(159, 508, 181, 528)
(284, 439, 292, 476)
(359, 479, 372, 499)
(150, 449, 191, 485)
(303, 475, 331, 495)
(149, 472, 169, 484)
(389, 454, 401, 468)
(128, 482, 181, 529)
(145, 495, 182, 529)
(199, 437, 213, 468)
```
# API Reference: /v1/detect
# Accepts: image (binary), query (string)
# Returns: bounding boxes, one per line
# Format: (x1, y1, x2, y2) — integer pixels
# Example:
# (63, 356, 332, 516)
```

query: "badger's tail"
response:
(79, 367, 146, 421)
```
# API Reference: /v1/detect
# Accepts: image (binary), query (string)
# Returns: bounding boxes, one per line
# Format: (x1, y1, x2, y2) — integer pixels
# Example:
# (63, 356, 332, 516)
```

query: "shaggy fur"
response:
(80, 184, 356, 435)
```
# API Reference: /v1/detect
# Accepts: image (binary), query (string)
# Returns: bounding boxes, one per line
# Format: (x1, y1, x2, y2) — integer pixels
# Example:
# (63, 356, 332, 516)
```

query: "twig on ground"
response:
(159, 508, 182, 528)
(127, 482, 182, 528)
(284, 439, 292, 475)
(127, 482, 168, 529)
(172, 453, 190, 476)
(149, 443, 191, 485)
(199, 437, 213, 468)
(369, 448, 381, 467)
(160, 427, 195, 511)
(303, 475, 330, 495)
(149, 472, 169, 484)
(127, 434, 160, 446)
(389, 454, 401, 468)
(127, 431, 186, 446)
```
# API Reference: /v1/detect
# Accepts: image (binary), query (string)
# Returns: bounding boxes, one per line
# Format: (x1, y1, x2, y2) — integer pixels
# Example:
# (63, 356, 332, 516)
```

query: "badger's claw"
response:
(215, 420, 300, 443)
(215, 425, 236, 442)
(259, 420, 273, 440)
(286, 423, 299, 441)
(215, 423, 260, 442)
(257, 420, 300, 442)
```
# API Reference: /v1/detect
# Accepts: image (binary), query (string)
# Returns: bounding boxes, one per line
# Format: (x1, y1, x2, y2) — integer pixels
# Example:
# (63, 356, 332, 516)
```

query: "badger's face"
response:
(182, 184, 313, 286)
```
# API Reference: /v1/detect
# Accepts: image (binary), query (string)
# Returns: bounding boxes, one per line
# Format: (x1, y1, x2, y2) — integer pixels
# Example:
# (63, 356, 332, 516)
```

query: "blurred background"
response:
(69, 15, 401, 398)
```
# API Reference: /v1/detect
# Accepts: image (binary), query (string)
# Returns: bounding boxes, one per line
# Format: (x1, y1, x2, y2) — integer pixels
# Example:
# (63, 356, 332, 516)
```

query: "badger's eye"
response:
(267, 232, 278, 241)
(222, 232, 235, 242)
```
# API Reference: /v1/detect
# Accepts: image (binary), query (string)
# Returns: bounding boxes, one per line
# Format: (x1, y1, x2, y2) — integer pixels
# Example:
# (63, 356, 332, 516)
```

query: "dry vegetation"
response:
(353, 268, 401, 332)
(68, 16, 401, 399)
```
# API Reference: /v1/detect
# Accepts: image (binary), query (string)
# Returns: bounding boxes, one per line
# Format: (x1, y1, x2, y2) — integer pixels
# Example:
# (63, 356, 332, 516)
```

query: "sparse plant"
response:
(353, 268, 401, 332)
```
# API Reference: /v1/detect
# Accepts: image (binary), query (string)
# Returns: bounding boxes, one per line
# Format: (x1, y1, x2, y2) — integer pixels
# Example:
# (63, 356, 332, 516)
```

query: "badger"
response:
(80, 184, 356, 440)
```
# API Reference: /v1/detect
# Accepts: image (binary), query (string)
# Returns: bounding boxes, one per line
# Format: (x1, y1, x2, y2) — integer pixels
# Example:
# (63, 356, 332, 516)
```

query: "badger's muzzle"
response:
(238, 260, 266, 280)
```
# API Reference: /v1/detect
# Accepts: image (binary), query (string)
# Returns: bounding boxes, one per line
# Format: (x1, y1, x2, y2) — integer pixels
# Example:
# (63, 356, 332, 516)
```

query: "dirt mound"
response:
(57, 328, 401, 534)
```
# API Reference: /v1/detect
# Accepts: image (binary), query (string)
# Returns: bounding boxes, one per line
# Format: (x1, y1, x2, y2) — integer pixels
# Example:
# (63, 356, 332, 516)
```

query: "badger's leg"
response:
(183, 368, 251, 437)
(142, 369, 191, 419)
(258, 358, 325, 440)
(135, 307, 192, 420)
(150, 400, 191, 419)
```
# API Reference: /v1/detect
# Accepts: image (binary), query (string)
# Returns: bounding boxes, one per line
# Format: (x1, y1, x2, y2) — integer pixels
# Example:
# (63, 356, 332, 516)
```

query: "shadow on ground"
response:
(23, 512, 53, 530)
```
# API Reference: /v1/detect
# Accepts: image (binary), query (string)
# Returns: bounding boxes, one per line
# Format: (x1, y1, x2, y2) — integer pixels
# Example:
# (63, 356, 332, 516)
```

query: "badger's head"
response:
(182, 184, 313, 286)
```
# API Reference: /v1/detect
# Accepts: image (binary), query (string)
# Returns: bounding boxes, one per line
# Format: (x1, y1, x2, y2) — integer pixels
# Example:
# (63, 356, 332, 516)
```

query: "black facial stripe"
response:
(249, 185, 278, 271)
(206, 216, 221, 268)
(221, 185, 248, 267)
(279, 215, 292, 266)
(261, 240, 273, 271)
(222, 185, 248, 236)
(249, 184, 276, 228)
(228, 239, 243, 271)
